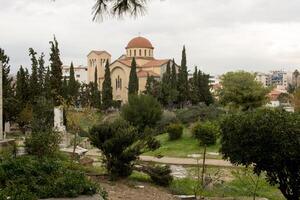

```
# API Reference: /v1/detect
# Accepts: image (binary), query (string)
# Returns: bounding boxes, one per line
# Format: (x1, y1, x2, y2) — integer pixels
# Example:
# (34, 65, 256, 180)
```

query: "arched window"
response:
(144, 49, 147, 56)
(134, 50, 136, 57)
(139, 49, 142, 56)
(130, 50, 132, 57)
(149, 50, 151, 57)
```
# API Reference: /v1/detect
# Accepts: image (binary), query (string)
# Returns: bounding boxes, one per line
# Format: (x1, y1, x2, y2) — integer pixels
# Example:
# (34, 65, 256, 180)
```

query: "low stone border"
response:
(41, 194, 103, 200)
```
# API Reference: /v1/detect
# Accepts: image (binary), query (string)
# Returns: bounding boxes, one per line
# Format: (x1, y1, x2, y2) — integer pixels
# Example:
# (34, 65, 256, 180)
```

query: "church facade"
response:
(87, 36, 177, 102)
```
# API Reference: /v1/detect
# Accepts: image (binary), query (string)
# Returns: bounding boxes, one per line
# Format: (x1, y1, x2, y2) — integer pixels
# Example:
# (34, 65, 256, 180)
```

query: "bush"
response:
(0, 156, 100, 199)
(192, 121, 219, 146)
(89, 119, 140, 179)
(166, 123, 183, 140)
(121, 94, 163, 131)
(25, 131, 61, 158)
(175, 104, 223, 124)
(155, 110, 179, 134)
(148, 165, 173, 186)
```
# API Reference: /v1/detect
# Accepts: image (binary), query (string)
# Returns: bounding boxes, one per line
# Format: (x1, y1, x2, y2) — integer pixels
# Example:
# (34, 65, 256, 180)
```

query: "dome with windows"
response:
(126, 36, 154, 49)
(126, 36, 154, 58)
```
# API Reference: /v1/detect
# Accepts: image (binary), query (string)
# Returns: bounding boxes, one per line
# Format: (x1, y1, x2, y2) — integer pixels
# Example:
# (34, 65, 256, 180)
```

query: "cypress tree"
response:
(62, 76, 69, 100)
(198, 70, 213, 105)
(91, 67, 101, 108)
(171, 59, 177, 89)
(44, 67, 52, 99)
(68, 62, 79, 103)
(102, 60, 113, 110)
(177, 46, 189, 107)
(29, 48, 39, 102)
(37, 52, 45, 93)
(49, 36, 63, 106)
(190, 66, 199, 104)
(16, 66, 30, 106)
(160, 60, 172, 106)
(1, 48, 16, 127)
(128, 57, 139, 95)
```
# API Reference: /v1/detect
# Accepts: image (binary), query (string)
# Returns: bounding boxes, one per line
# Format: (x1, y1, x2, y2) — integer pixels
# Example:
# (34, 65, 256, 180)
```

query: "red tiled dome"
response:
(126, 36, 154, 49)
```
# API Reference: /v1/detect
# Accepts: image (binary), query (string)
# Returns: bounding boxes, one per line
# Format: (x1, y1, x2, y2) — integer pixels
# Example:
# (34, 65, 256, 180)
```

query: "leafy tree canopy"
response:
(220, 109, 300, 200)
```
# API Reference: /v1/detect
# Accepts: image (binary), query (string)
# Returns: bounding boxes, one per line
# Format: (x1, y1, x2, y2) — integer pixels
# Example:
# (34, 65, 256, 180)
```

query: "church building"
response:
(87, 36, 177, 102)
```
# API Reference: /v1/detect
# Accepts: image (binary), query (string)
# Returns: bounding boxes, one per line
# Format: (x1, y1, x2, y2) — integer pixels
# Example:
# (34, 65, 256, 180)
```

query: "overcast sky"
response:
(1, 0, 300, 75)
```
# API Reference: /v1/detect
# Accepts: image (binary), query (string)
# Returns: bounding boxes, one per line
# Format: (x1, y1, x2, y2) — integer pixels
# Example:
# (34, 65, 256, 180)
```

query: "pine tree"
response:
(37, 52, 45, 93)
(68, 62, 80, 103)
(177, 46, 189, 107)
(0, 48, 17, 128)
(29, 48, 39, 102)
(49, 36, 63, 106)
(102, 60, 113, 110)
(128, 57, 139, 95)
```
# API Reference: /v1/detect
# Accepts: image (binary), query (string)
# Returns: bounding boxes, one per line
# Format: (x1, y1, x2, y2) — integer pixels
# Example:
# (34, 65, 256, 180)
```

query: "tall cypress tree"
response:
(91, 67, 101, 108)
(177, 46, 189, 107)
(62, 76, 69, 100)
(171, 59, 177, 89)
(37, 52, 45, 93)
(29, 48, 39, 102)
(1, 48, 16, 127)
(44, 67, 52, 99)
(49, 36, 63, 106)
(160, 60, 172, 106)
(198, 70, 213, 105)
(16, 66, 30, 106)
(190, 66, 199, 104)
(102, 60, 113, 110)
(128, 57, 139, 95)
(68, 62, 79, 103)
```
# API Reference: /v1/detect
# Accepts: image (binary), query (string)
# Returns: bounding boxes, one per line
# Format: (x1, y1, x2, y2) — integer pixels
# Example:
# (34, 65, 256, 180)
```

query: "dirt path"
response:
(98, 178, 178, 200)
(139, 155, 233, 167)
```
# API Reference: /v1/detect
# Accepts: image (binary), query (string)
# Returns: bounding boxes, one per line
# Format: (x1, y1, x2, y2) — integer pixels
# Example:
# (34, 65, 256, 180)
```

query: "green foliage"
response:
(220, 109, 300, 200)
(49, 36, 63, 106)
(147, 165, 173, 186)
(189, 66, 213, 105)
(102, 60, 113, 110)
(219, 71, 269, 111)
(121, 94, 163, 131)
(0, 156, 99, 199)
(155, 110, 179, 134)
(29, 48, 39, 102)
(128, 57, 139, 95)
(192, 121, 219, 146)
(68, 62, 80, 103)
(89, 119, 140, 179)
(177, 46, 189, 107)
(37, 52, 46, 94)
(25, 131, 61, 158)
(91, 68, 101, 109)
(16, 66, 30, 106)
(175, 104, 224, 124)
(16, 104, 33, 134)
(166, 123, 183, 140)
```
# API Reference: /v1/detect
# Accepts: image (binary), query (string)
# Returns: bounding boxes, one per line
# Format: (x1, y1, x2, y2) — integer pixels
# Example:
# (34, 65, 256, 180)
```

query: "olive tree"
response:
(220, 109, 300, 200)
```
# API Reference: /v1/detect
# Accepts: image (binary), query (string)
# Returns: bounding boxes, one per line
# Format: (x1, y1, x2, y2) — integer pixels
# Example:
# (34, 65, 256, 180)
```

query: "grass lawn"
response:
(144, 128, 221, 159)
(127, 167, 284, 200)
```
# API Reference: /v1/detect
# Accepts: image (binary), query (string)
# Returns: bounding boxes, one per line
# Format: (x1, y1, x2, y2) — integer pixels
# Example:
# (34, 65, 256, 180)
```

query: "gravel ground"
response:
(98, 178, 179, 200)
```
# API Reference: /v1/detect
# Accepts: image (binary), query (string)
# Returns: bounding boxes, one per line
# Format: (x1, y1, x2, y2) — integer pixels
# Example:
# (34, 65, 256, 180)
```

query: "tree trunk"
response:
(201, 145, 207, 188)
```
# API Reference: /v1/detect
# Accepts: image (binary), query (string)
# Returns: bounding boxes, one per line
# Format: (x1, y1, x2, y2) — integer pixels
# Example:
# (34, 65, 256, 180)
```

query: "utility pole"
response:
(0, 61, 3, 140)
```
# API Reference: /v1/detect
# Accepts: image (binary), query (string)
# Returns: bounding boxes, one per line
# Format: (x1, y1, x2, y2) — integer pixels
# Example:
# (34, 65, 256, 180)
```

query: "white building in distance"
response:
(256, 70, 290, 88)
(62, 65, 88, 84)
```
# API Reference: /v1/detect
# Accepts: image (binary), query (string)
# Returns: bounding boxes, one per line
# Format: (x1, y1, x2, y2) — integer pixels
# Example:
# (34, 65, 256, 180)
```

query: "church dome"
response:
(126, 36, 154, 49)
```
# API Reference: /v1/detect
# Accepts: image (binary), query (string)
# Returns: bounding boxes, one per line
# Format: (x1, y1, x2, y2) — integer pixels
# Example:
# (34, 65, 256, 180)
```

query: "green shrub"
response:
(175, 104, 223, 124)
(192, 121, 219, 146)
(0, 156, 100, 199)
(148, 165, 173, 186)
(25, 131, 61, 158)
(121, 94, 163, 131)
(166, 123, 183, 140)
(155, 110, 179, 134)
(89, 119, 140, 179)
